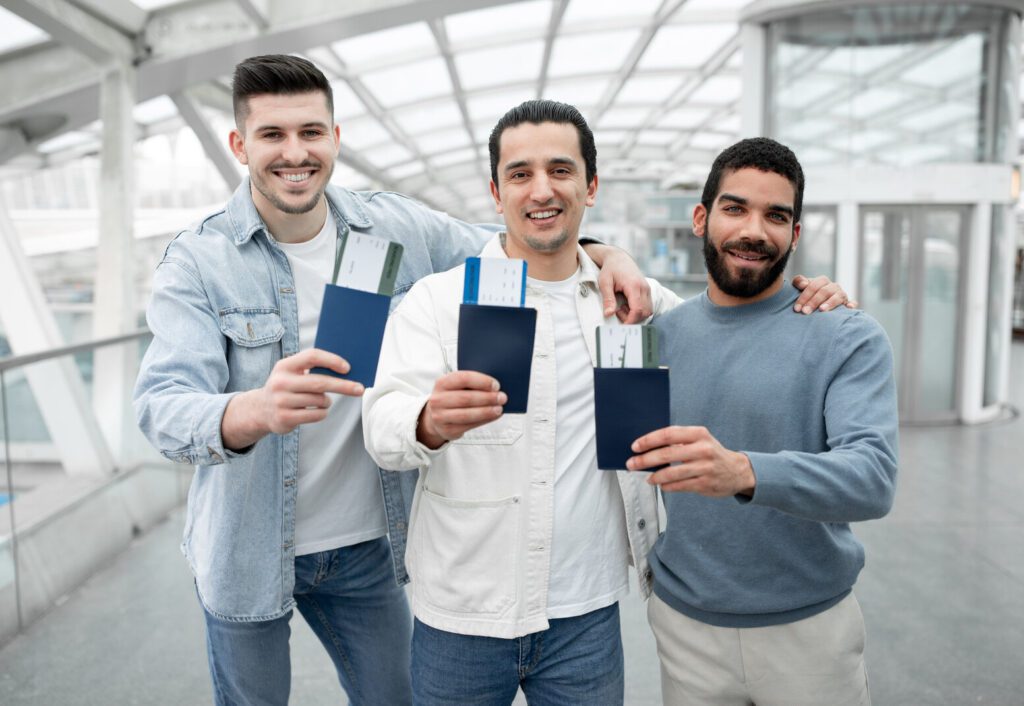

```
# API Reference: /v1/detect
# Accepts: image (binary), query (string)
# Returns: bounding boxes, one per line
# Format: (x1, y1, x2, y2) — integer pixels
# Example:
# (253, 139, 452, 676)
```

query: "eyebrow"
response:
(718, 192, 794, 217)
(503, 156, 578, 173)
(254, 121, 330, 133)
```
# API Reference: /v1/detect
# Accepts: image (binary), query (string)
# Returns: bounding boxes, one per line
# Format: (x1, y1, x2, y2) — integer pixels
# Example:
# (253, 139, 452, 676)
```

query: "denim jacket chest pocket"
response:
(219, 307, 285, 391)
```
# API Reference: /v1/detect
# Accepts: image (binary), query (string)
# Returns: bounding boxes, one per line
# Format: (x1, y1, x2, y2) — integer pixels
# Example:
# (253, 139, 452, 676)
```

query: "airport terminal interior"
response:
(1, 0, 1023, 703)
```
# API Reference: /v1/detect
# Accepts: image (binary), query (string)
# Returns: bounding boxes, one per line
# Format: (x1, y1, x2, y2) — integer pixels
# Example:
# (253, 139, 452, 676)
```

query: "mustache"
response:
(267, 159, 322, 170)
(721, 239, 779, 258)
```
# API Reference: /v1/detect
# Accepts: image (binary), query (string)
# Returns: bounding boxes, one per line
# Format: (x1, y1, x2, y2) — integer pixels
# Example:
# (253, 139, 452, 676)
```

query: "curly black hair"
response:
(700, 137, 804, 222)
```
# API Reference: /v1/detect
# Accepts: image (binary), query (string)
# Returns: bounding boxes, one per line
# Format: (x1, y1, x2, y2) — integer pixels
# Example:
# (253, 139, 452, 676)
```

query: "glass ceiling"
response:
(0, 0, 1020, 223)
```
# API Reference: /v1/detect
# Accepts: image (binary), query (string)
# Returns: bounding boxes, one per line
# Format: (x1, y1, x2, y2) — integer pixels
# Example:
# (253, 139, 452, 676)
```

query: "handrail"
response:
(0, 328, 151, 373)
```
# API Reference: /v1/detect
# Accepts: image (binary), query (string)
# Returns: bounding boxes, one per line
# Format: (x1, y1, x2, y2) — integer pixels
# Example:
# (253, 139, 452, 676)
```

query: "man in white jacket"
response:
(362, 100, 846, 705)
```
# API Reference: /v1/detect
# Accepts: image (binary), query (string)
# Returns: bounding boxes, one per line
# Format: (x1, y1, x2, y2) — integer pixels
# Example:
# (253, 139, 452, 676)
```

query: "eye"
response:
(302, 129, 324, 138)
(768, 212, 790, 223)
(262, 131, 283, 140)
(722, 204, 742, 214)
(509, 171, 528, 180)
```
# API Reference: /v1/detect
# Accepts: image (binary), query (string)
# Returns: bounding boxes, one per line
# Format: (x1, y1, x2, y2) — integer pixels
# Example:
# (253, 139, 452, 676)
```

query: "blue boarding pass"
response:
(463, 257, 527, 307)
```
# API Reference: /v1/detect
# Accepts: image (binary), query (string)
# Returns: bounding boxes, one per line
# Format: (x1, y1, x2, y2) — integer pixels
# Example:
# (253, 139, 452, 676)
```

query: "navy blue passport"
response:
(593, 367, 670, 470)
(457, 303, 537, 414)
(311, 284, 391, 387)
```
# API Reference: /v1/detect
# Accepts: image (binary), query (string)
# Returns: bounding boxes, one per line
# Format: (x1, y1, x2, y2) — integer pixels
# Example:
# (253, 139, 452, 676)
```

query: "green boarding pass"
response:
(595, 324, 659, 368)
(333, 229, 404, 296)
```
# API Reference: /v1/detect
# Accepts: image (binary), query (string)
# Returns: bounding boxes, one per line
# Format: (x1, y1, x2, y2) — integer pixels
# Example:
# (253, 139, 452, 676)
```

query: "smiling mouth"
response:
(271, 166, 319, 186)
(727, 249, 767, 262)
(527, 209, 561, 221)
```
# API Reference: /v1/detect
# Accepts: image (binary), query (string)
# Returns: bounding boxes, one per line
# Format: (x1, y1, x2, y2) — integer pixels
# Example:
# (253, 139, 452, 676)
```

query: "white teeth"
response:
(528, 210, 558, 219)
(281, 172, 311, 182)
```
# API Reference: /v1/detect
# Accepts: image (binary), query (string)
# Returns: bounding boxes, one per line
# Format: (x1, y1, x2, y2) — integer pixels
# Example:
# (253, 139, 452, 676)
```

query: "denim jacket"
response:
(133, 180, 486, 621)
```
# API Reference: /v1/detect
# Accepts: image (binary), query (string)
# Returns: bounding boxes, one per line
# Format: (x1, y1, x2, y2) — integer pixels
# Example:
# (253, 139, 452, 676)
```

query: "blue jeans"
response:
(201, 536, 412, 706)
(411, 602, 624, 706)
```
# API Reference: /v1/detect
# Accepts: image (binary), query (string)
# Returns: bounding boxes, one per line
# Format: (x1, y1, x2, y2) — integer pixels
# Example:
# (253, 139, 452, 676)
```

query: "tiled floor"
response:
(1, 342, 1023, 705)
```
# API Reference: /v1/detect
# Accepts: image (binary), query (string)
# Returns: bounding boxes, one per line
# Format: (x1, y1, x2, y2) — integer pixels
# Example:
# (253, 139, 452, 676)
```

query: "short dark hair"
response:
(488, 99, 597, 190)
(701, 137, 804, 223)
(231, 54, 334, 129)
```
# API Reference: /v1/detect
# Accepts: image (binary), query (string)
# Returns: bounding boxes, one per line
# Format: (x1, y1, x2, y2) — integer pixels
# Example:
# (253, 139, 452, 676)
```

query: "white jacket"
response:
(362, 236, 682, 638)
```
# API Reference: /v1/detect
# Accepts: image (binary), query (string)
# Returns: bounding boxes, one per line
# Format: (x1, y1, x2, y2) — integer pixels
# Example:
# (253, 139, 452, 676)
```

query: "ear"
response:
(790, 221, 802, 251)
(333, 123, 341, 152)
(229, 129, 248, 165)
(585, 174, 598, 207)
(692, 202, 708, 238)
(489, 180, 503, 214)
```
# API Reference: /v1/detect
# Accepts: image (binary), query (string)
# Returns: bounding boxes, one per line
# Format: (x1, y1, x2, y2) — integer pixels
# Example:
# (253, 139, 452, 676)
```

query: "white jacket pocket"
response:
(411, 487, 521, 615)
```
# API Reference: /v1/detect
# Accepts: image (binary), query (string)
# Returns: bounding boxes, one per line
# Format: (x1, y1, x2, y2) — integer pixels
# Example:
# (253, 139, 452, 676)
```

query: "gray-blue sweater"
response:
(649, 283, 898, 628)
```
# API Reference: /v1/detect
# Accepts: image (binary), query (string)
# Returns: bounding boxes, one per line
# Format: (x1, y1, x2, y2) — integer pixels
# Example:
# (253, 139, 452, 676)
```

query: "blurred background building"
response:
(1, 1, 1023, 704)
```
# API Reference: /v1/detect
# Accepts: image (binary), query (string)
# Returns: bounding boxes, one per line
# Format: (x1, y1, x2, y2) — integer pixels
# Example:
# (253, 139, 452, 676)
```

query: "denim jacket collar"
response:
(225, 179, 375, 246)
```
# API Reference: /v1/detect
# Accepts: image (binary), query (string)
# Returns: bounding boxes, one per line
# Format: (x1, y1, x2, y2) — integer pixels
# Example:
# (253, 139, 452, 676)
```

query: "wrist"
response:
(416, 406, 446, 450)
(734, 451, 756, 497)
(222, 390, 269, 451)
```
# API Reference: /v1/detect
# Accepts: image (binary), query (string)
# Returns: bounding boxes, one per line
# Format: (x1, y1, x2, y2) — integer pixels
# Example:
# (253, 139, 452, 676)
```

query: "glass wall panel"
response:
(918, 210, 963, 416)
(767, 4, 1017, 167)
(860, 209, 910, 409)
(859, 205, 966, 422)
(788, 206, 836, 281)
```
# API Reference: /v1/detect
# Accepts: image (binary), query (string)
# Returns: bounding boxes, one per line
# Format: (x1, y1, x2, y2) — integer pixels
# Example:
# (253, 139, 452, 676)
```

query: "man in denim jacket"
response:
(133, 55, 662, 706)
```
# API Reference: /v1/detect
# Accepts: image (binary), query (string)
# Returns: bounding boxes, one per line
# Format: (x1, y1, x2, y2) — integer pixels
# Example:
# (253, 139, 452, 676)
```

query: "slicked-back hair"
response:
(232, 54, 334, 130)
(701, 137, 805, 223)
(488, 99, 597, 191)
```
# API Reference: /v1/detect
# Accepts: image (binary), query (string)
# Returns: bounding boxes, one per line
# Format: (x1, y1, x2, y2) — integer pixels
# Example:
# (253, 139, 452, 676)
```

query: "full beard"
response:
(702, 228, 793, 298)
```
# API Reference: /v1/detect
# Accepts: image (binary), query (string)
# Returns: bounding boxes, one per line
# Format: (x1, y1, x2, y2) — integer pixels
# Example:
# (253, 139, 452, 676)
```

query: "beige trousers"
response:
(647, 592, 871, 706)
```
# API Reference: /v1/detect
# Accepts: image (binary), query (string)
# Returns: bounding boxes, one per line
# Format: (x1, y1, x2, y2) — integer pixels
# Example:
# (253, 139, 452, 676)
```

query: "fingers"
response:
(792, 276, 846, 314)
(845, 298, 860, 310)
(629, 425, 703, 454)
(616, 281, 654, 323)
(598, 270, 619, 318)
(267, 364, 365, 398)
(278, 348, 351, 375)
(434, 370, 501, 393)
(598, 270, 653, 323)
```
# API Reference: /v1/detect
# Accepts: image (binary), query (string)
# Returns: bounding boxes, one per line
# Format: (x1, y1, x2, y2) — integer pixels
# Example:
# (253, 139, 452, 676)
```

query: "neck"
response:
(706, 275, 785, 307)
(253, 188, 328, 244)
(500, 232, 579, 281)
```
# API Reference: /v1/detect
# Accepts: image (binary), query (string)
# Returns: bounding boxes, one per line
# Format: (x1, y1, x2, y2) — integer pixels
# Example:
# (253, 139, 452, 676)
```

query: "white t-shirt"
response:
(530, 270, 630, 619)
(273, 212, 387, 555)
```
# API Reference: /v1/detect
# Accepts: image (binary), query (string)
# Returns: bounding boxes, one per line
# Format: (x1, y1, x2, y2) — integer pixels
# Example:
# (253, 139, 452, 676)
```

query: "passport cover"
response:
(593, 367, 670, 470)
(457, 303, 537, 414)
(311, 283, 391, 387)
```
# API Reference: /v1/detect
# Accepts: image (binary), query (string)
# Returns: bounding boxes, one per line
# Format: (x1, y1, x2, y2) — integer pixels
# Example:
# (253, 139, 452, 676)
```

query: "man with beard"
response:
(133, 55, 669, 706)
(627, 138, 898, 706)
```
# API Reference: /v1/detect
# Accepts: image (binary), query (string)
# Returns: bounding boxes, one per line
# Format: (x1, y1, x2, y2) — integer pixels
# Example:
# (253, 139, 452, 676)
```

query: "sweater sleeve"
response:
(744, 313, 899, 522)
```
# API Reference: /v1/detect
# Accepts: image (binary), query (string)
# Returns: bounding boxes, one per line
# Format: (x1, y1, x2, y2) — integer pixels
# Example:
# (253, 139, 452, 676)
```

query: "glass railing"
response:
(0, 329, 184, 643)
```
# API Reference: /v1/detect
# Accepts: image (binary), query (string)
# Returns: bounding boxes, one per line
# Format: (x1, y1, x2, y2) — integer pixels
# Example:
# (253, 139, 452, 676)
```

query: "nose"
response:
(530, 172, 555, 204)
(738, 213, 770, 242)
(281, 134, 308, 164)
